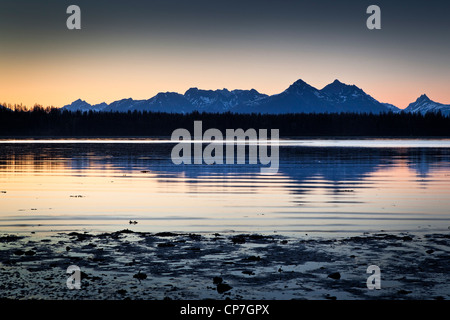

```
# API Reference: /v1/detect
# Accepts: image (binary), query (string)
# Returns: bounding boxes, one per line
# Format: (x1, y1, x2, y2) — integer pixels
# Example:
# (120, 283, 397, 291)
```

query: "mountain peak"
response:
(404, 94, 450, 115)
(185, 87, 199, 95)
(73, 98, 87, 104)
(285, 79, 316, 93)
(291, 79, 309, 87)
(417, 94, 431, 102)
(321, 79, 353, 94)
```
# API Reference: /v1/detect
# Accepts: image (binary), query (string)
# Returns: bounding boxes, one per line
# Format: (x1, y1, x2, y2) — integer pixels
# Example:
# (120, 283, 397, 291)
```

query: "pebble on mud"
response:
(217, 283, 232, 294)
(133, 271, 147, 281)
(328, 272, 341, 280)
(213, 277, 223, 285)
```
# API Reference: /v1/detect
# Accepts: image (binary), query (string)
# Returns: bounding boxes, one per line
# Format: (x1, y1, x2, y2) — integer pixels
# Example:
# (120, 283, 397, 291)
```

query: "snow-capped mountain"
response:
(134, 92, 192, 113)
(320, 80, 390, 113)
(59, 79, 447, 115)
(62, 89, 267, 114)
(403, 94, 450, 116)
(102, 98, 142, 112)
(232, 79, 392, 114)
(185, 88, 267, 113)
(61, 99, 108, 112)
(232, 79, 331, 113)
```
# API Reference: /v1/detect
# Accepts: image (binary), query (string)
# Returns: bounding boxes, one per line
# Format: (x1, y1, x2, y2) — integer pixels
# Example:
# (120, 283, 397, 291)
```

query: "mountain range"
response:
(61, 79, 449, 115)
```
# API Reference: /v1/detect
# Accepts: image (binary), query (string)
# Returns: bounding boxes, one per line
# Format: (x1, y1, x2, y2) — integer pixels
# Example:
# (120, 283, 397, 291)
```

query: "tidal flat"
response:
(1, 230, 449, 300)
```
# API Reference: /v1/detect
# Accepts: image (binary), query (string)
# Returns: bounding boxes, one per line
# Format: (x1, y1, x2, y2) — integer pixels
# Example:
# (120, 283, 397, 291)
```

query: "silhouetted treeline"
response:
(1, 106, 450, 137)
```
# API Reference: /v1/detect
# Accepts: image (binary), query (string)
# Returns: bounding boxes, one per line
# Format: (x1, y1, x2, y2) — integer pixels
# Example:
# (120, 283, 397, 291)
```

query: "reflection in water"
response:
(1, 141, 450, 235)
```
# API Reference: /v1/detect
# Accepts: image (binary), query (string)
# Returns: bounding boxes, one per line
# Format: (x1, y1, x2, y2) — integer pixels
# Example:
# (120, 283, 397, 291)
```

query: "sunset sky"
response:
(0, 0, 449, 109)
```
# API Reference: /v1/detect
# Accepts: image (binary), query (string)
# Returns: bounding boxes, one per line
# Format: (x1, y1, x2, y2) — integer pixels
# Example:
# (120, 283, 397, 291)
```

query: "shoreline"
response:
(1, 229, 449, 300)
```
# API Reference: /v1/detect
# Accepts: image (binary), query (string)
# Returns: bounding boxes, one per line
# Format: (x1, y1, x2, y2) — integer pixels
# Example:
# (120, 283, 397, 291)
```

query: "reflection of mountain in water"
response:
(2, 143, 450, 188)
(404, 149, 448, 178)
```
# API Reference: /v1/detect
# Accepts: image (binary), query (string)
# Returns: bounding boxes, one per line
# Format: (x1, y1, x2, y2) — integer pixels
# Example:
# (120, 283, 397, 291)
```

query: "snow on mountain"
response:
(232, 79, 331, 114)
(403, 94, 450, 116)
(132, 92, 192, 113)
(320, 80, 391, 113)
(61, 99, 108, 112)
(60, 80, 447, 115)
(185, 88, 267, 113)
(232, 79, 391, 114)
(101, 98, 142, 112)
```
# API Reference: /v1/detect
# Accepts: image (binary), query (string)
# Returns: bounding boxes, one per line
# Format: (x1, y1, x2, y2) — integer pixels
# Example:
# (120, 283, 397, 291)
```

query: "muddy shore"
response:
(0, 230, 449, 300)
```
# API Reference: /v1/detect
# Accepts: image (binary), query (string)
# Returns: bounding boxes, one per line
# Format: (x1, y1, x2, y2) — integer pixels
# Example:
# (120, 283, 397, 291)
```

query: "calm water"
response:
(1, 139, 450, 236)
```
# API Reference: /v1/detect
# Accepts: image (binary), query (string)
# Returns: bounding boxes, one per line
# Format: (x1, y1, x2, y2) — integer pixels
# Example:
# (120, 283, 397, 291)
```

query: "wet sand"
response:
(1, 230, 449, 300)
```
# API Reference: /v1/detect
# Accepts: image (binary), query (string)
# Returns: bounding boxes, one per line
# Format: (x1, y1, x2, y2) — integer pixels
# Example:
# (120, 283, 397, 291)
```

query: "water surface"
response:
(1, 139, 450, 236)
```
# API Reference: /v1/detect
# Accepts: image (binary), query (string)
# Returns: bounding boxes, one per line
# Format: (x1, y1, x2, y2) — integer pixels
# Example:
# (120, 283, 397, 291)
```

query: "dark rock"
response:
(133, 271, 147, 281)
(155, 232, 179, 237)
(117, 289, 127, 295)
(69, 232, 92, 241)
(0, 235, 24, 243)
(231, 235, 246, 244)
(115, 229, 135, 234)
(242, 270, 255, 276)
(328, 272, 341, 280)
(188, 234, 202, 241)
(217, 283, 232, 294)
(426, 249, 434, 254)
(213, 277, 223, 285)
(245, 255, 261, 262)
(325, 294, 337, 300)
(231, 234, 274, 244)
(157, 242, 175, 248)
(397, 289, 412, 295)
(24, 250, 36, 256)
(66, 246, 71, 252)
(13, 249, 25, 256)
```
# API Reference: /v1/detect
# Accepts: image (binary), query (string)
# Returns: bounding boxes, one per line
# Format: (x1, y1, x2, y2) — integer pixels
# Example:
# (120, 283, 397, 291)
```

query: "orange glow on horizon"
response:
(1, 44, 449, 110)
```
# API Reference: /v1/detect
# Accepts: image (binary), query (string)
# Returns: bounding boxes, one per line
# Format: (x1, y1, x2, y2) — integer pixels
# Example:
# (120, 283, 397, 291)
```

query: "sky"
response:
(0, 0, 449, 109)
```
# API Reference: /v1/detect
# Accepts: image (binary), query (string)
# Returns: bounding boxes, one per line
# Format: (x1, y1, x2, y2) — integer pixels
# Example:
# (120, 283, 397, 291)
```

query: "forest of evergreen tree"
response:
(1, 106, 449, 137)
